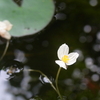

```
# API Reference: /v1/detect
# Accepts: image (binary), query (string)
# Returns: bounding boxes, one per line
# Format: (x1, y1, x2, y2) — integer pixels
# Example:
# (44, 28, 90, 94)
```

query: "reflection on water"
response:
(64, 78, 73, 86)
(0, 0, 100, 99)
(0, 65, 33, 100)
(0, 76, 14, 100)
(89, 0, 98, 6)
(0, 70, 15, 80)
(72, 68, 82, 79)
(58, 2, 66, 11)
(39, 75, 54, 84)
(83, 25, 92, 33)
(0, 60, 23, 80)
(55, 13, 67, 20)
(96, 32, 100, 40)
(14, 49, 27, 63)
(91, 74, 99, 82)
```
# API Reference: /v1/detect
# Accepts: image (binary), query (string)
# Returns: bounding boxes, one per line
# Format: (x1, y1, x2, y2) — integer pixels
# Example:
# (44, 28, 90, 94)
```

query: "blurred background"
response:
(0, 0, 100, 100)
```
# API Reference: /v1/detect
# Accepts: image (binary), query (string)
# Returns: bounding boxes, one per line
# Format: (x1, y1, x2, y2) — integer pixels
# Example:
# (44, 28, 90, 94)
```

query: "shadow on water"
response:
(0, 0, 100, 100)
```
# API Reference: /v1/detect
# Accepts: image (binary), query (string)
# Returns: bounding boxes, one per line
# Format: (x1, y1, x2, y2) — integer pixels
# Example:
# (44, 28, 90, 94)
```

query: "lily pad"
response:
(0, 0, 55, 37)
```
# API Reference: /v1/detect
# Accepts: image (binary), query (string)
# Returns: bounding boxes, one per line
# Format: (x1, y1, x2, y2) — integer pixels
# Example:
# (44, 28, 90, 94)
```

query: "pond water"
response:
(0, 0, 100, 100)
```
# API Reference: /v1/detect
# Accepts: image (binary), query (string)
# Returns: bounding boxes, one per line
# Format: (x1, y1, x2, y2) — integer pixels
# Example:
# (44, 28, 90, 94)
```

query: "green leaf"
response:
(0, 0, 55, 37)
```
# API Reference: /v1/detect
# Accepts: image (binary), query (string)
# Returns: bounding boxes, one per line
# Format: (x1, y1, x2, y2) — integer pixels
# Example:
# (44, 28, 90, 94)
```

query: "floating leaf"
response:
(0, 0, 55, 37)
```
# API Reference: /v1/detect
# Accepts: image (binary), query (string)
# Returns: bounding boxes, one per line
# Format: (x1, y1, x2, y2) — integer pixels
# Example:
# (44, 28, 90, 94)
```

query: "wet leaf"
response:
(0, 0, 55, 37)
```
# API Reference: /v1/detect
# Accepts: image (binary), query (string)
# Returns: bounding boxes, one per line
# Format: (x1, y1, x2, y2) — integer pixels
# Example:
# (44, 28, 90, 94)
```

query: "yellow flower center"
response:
(61, 55, 70, 63)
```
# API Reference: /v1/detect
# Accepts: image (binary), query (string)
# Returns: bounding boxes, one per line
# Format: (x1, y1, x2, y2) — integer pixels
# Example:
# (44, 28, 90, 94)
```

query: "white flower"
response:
(55, 43, 79, 69)
(0, 20, 13, 40)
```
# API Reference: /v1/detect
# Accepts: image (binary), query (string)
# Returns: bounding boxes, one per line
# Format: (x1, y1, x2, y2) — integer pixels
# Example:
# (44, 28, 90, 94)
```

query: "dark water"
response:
(0, 0, 100, 100)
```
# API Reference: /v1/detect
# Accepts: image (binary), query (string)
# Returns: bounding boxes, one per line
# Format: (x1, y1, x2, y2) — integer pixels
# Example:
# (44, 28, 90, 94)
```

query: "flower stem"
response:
(55, 67, 62, 100)
(0, 40, 9, 61)
(26, 69, 58, 95)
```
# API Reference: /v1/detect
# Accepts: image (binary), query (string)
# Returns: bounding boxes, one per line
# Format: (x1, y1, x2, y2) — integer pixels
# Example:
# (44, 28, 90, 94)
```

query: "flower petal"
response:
(0, 31, 11, 40)
(3, 20, 13, 31)
(66, 52, 79, 65)
(0, 22, 6, 30)
(57, 43, 69, 60)
(55, 60, 67, 69)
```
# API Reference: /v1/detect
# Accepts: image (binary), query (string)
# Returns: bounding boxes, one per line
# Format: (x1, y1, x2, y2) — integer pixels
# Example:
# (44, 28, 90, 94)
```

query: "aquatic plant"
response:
(27, 44, 79, 100)
(0, 20, 12, 60)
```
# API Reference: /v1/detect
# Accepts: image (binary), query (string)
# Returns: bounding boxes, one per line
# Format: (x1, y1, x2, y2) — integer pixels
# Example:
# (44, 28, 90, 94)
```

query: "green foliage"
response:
(0, 0, 55, 37)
